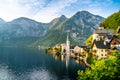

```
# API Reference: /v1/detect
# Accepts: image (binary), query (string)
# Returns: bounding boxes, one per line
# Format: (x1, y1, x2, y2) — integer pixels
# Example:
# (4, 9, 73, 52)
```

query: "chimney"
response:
(103, 41, 106, 45)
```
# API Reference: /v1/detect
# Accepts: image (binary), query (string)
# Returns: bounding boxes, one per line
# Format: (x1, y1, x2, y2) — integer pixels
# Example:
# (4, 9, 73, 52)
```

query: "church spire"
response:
(66, 34, 70, 54)
(66, 35, 69, 42)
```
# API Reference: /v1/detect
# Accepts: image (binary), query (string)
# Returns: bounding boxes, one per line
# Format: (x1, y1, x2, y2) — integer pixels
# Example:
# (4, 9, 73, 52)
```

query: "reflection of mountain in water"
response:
(0, 47, 84, 80)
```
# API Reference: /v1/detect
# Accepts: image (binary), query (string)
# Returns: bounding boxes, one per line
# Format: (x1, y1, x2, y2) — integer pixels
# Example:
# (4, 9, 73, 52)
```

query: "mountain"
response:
(0, 11, 104, 47)
(31, 15, 68, 47)
(0, 17, 49, 37)
(102, 11, 120, 32)
(32, 11, 104, 47)
(48, 15, 67, 30)
(0, 17, 50, 47)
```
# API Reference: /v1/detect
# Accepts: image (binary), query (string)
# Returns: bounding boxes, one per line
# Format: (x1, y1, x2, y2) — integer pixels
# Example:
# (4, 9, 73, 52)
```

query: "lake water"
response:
(0, 47, 84, 80)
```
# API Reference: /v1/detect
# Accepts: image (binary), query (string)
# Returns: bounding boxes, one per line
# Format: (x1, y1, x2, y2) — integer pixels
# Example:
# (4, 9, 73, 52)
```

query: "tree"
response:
(85, 35, 92, 47)
(102, 11, 120, 32)
(78, 52, 120, 80)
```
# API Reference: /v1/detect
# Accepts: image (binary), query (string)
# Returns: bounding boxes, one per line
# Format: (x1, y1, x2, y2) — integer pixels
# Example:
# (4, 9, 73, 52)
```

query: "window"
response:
(105, 50, 108, 52)
(101, 49, 103, 52)
(101, 54, 103, 56)
(105, 54, 107, 56)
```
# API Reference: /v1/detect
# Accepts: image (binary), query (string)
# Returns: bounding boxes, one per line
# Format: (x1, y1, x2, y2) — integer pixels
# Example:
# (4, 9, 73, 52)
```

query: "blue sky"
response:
(0, 0, 119, 23)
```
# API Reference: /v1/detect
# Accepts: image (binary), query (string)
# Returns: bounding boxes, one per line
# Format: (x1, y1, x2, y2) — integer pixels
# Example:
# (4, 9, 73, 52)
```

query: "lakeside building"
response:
(61, 35, 70, 54)
(90, 24, 120, 59)
(73, 45, 89, 55)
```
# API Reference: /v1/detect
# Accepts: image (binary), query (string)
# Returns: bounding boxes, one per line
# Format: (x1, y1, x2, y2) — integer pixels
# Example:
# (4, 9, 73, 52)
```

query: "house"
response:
(110, 36, 120, 50)
(73, 45, 89, 55)
(92, 40, 111, 59)
(103, 34, 113, 43)
(92, 24, 114, 42)
(61, 35, 70, 54)
(73, 45, 81, 53)
(61, 44, 66, 53)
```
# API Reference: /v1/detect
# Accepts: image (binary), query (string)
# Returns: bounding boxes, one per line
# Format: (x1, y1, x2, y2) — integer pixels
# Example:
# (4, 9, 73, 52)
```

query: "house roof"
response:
(71, 45, 89, 49)
(110, 36, 120, 44)
(93, 40, 111, 49)
(106, 34, 113, 39)
(94, 29, 114, 34)
(80, 45, 88, 48)
(70, 45, 75, 49)
(98, 33, 107, 36)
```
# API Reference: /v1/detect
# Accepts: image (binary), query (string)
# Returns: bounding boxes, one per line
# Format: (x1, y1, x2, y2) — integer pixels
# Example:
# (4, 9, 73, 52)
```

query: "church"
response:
(61, 35, 70, 54)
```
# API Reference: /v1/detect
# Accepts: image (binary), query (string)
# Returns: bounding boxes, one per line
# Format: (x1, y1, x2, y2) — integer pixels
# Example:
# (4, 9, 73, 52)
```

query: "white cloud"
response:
(0, 0, 119, 22)
(76, 0, 114, 18)
(0, 0, 31, 21)
(33, 0, 77, 23)
(0, 0, 77, 22)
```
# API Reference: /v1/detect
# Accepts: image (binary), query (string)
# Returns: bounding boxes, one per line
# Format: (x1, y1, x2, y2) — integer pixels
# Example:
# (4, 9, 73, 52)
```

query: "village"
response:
(46, 23, 120, 67)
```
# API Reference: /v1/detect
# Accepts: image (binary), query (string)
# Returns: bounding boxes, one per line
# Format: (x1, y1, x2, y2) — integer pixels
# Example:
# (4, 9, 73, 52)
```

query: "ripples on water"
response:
(0, 64, 58, 80)
(0, 64, 15, 80)
(0, 47, 84, 80)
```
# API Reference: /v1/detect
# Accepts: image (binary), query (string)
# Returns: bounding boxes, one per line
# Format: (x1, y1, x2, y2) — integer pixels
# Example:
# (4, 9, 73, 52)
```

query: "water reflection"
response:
(65, 54, 70, 70)
(54, 52, 70, 70)
(22, 68, 58, 80)
(0, 64, 16, 80)
(0, 64, 58, 80)
(0, 47, 84, 80)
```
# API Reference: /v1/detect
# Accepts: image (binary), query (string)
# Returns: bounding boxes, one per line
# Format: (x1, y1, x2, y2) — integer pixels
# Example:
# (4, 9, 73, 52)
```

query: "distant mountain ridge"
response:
(32, 11, 104, 47)
(48, 15, 67, 30)
(0, 17, 49, 37)
(0, 11, 104, 47)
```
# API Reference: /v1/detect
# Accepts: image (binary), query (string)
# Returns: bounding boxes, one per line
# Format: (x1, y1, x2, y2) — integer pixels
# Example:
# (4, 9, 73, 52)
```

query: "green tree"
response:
(102, 11, 120, 32)
(85, 35, 92, 47)
(78, 52, 120, 80)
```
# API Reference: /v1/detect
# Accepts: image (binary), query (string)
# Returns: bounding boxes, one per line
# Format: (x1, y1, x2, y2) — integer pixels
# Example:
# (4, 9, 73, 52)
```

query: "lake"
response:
(0, 47, 84, 80)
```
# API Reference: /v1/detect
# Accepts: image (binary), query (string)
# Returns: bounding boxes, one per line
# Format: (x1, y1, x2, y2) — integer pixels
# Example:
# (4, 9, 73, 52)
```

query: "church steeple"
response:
(66, 35, 70, 54)
(66, 35, 69, 43)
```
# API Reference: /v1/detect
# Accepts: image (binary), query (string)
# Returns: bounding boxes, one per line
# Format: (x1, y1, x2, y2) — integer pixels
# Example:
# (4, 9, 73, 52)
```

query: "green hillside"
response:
(31, 30, 79, 47)
(32, 11, 104, 47)
(102, 11, 120, 32)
